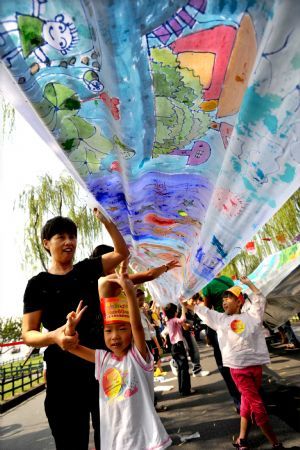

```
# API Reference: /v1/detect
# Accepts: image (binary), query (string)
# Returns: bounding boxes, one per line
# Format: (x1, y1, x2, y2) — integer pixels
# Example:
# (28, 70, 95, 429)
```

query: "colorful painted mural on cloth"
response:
(0, 0, 300, 304)
(237, 243, 300, 296)
(236, 243, 300, 328)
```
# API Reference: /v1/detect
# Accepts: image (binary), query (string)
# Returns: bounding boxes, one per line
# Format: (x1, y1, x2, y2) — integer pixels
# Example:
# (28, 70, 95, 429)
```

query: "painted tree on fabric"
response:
(150, 47, 210, 157)
(34, 83, 115, 177)
(18, 174, 102, 272)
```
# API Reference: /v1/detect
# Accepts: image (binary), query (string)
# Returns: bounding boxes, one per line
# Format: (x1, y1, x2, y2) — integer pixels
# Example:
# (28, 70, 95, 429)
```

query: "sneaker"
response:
(193, 370, 210, 377)
(155, 404, 168, 412)
(169, 359, 178, 376)
(180, 389, 197, 397)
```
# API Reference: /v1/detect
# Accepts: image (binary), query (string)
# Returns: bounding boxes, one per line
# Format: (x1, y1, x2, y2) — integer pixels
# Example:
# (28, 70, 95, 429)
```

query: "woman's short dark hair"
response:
(136, 288, 145, 297)
(164, 303, 177, 320)
(90, 244, 114, 258)
(41, 216, 77, 243)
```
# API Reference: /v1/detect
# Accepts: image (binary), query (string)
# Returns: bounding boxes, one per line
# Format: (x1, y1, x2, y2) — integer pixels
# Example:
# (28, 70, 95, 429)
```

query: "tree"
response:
(0, 317, 22, 345)
(0, 94, 15, 140)
(18, 174, 102, 272)
(222, 189, 300, 277)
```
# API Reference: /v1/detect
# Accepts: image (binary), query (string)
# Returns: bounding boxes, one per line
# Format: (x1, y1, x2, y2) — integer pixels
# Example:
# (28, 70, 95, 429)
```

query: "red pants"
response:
(230, 365, 268, 426)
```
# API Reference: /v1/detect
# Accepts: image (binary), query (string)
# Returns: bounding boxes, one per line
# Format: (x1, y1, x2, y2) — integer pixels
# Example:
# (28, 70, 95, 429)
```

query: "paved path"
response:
(1, 338, 300, 449)
(158, 344, 300, 449)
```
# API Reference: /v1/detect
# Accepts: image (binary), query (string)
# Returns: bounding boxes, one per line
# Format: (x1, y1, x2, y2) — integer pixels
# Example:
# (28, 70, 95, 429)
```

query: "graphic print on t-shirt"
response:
(230, 319, 245, 334)
(102, 367, 138, 401)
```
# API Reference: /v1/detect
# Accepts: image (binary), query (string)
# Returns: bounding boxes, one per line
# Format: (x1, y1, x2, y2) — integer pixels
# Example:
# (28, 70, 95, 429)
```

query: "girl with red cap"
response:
(186, 276, 285, 450)
(64, 259, 171, 450)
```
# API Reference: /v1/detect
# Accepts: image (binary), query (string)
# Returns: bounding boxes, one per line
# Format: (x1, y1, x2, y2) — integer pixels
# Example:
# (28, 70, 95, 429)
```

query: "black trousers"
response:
(207, 327, 241, 408)
(171, 341, 191, 395)
(45, 364, 100, 450)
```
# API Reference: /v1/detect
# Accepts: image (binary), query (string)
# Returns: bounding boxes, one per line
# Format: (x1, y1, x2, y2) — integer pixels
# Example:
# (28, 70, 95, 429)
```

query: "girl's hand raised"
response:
(239, 276, 251, 285)
(115, 259, 135, 295)
(65, 300, 87, 337)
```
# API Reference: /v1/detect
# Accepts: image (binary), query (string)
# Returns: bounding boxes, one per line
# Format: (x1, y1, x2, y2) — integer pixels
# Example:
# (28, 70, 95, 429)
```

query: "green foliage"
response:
(0, 317, 22, 344)
(150, 47, 210, 157)
(35, 82, 114, 175)
(18, 174, 102, 272)
(0, 94, 15, 141)
(222, 189, 300, 277)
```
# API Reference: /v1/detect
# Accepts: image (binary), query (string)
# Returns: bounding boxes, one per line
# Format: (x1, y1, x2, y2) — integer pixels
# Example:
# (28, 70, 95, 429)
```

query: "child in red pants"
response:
(186, 276, 285, 450)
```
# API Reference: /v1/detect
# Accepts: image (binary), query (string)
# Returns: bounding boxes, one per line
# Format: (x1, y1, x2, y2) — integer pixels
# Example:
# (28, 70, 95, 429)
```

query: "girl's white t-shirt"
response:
(195, 293, 270, 369)
(95, 345, 171, 450)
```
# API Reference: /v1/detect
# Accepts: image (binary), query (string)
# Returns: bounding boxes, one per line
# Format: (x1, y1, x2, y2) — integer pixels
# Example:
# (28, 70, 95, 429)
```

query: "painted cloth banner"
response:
(237, 243, 300, 328)
(1, 0, 299, 304)
(241, 243, 300, 295)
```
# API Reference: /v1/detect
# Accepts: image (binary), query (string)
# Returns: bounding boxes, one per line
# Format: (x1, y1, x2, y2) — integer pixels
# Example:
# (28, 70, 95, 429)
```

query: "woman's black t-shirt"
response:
(23, 257, 105, 367)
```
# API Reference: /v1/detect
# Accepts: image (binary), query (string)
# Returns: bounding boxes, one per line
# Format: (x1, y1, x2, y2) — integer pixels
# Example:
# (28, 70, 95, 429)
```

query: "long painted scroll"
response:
(1, 0, 299, 304)
(238, 243, 300, 328)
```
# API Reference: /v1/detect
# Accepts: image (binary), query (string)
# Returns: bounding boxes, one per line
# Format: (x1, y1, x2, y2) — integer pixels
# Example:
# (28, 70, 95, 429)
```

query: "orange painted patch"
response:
(200, 99, 218, 111)
(230, 319, 245, 334)
(102, 367, 122, 398)
(177, 52, 215, 89)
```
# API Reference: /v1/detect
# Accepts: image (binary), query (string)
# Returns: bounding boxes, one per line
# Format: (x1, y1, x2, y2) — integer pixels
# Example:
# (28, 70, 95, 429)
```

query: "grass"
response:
(1, 372, 44, 401)
(0, 354, 43, 370)
(0, 355, 44, 401)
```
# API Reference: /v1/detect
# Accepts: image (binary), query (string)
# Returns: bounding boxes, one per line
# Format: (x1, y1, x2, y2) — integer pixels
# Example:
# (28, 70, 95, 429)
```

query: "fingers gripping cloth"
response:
(100, 297, 130, 324)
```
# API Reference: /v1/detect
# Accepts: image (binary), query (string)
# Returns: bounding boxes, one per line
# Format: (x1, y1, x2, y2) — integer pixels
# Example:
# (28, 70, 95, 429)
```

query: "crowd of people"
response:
(21, 211, 295, 450)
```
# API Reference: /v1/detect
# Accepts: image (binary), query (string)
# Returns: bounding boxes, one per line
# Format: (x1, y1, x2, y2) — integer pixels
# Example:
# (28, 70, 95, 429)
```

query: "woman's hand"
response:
(98, 259, 134, 298)
(164, 259, 181, 272)
(93, 207, 110, 225)
(53, 325, 79, 351)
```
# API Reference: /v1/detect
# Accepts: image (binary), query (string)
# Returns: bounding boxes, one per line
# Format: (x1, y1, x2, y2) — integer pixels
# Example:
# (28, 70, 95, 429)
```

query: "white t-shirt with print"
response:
(194, 293, 270, 369)
(95, 345, 171, 450)
(140, 310, 155, 341)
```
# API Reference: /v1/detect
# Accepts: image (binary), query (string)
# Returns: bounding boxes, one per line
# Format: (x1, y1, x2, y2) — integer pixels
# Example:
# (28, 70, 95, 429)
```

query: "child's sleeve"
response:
(95, 349, 107, 381)
(248, 292, 266, 322)
(131, 344, 154, 373)
(175, 316, 186, 324)
(194, 305, 223, 330)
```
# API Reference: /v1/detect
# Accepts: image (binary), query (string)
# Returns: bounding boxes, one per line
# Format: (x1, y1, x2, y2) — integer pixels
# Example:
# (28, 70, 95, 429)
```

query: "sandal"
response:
(155, 404, 168, 412)
(232, 438, 249, 450)
(285, 343, 300, 350)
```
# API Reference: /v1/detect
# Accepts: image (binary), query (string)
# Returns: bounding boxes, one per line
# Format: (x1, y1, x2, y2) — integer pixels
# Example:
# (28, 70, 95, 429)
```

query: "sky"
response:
(0, 107, 109, 318)
(0, 109, 65, 317)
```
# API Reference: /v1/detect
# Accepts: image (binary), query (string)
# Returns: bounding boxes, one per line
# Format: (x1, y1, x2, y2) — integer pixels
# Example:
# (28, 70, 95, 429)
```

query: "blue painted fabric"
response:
(1, 0, 299, 303)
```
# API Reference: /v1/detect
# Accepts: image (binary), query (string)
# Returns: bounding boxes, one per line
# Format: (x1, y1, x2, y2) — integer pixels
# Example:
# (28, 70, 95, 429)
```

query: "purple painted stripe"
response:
(153, 25, 171, 44)
(188, 0, 207, 13)
(168, 18, 182, 36)
(177, 9, 196, 27)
